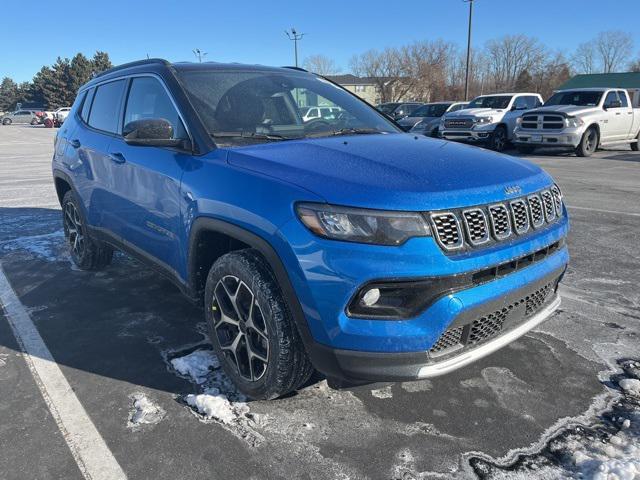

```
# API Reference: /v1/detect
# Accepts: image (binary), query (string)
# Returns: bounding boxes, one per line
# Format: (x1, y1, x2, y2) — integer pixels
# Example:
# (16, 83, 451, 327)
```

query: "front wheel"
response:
(631, 131, 639, 152)
(575, 127, 598, 157)
(2, 118, 11, 125)
(489, 126, 508, 152)
(205, 249, 314, 400)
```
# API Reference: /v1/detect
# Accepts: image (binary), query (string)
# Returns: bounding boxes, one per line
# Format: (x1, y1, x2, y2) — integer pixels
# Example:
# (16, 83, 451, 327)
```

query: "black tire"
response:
(516, 145, 536, 154)
(61, 190, 113, 270)
(489, 125, 508, 152)
(2, 118, 11, 125)
(205, 249, 314, 400)
(30, 118, 38, 126)
(631, 131, 639, 152)
(575, 127, 598, 157)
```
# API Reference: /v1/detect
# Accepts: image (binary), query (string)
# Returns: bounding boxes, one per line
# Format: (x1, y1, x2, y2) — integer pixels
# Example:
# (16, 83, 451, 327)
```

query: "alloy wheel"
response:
(64, 202, 85, 259)
(493, 129, 506, 151)
(586, 130, 597, 153)
(211, 275, 269, 382)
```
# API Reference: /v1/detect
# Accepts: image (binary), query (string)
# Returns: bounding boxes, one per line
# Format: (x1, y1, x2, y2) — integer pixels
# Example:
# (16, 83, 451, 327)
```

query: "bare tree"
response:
(303, 54, 340, 75)
(484, 35, 547, 91)
(630, 58, 640, 73)
(595, 31, 634, 73)
(572, 42, 597, 74)
(350, 48, 405, 102)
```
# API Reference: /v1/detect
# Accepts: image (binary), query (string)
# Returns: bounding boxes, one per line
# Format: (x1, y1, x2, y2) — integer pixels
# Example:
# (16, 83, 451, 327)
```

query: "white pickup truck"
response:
(514, 88, 640, 156)
(440, 93, 543, 152)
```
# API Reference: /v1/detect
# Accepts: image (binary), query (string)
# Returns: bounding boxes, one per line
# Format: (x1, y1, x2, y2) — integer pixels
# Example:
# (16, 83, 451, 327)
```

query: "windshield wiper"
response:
(307, 128, 383, 138)
(212, 131, 290, 141)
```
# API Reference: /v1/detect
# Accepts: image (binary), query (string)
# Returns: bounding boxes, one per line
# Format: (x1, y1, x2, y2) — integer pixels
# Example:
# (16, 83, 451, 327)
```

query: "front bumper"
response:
(514, 128, 582, 148)
(441, 126, 495, 143)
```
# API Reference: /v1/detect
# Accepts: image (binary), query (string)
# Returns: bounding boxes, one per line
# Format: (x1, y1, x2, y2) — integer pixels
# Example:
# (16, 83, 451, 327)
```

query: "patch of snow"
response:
(401, 379, 433, 392)
(0, 230, 64, 261)
(0, 353, 8, 367)
(170, 348, 220, 384)
(186, 388, 249, 424)
(371, 385, 393, 399)
(127, 393, 166, 429)
(619, 379, 640, 397)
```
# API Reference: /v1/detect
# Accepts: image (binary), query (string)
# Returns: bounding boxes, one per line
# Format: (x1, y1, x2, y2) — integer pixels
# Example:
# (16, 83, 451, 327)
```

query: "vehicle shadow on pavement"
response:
(0, 206, 616, 478)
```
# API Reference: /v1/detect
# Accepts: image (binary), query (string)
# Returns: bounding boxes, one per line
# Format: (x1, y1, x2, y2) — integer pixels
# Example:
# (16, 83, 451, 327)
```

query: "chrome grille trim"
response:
(430, 212, 464, 251)
(541, 190, 557, 222)
(488, 203, 511, 240)
(551, 185, 562, 216)
(510, 199, 530, 234)
(462, 208, 490, 246)
(527, 194, 545, 228)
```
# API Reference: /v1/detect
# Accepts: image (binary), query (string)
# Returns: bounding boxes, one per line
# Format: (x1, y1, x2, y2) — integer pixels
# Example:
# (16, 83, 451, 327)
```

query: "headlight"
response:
(565, 117, 584, 128)
(475, 116, 493, 124)
(296, 203, 431, 245)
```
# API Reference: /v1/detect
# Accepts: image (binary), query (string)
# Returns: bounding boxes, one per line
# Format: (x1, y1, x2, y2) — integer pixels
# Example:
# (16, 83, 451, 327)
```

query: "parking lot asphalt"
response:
(0, 125, 638, 480)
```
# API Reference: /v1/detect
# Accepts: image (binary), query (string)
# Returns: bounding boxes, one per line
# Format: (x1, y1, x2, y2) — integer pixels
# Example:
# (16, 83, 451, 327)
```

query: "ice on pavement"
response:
(619, 378, 640, 397)
(0, 231, 64, 261)
(170, 348, 220, 385)
(127, 393, 166, 429)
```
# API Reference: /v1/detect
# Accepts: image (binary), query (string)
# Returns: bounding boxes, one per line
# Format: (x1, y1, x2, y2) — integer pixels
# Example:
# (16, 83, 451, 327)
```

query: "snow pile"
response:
(619, 379, 640, 397)
(170, 348, 220, 384)
(127, 393, 166, 429)
(186, 388, 249, 424)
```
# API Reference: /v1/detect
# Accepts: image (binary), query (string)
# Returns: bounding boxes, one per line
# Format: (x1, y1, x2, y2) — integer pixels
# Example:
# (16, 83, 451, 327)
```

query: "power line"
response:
(285, 28, 305, 68)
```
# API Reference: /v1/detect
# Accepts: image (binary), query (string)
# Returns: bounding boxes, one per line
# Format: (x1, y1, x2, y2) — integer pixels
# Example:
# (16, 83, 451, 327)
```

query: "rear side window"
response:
(123, 77, 187, 139)
(618, 91, 629, 107)
(80, 88, 95, 122)
(604, 91, 619, 108)
(88, 80, 126, 134)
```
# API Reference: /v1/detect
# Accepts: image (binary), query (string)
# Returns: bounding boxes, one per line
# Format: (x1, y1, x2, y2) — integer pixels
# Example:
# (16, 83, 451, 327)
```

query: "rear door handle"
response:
(109, 152, 126, 164)
(70, 139, 81, 149)
(615, 112, 621, 115)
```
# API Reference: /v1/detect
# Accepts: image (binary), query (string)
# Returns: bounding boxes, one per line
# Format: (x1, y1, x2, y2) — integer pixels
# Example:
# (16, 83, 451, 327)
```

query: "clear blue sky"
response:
(2, 0, 640, 82)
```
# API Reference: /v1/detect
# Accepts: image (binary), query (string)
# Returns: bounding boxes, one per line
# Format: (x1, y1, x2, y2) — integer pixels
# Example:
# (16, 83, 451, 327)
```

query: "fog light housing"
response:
(361, 288, 381, 307)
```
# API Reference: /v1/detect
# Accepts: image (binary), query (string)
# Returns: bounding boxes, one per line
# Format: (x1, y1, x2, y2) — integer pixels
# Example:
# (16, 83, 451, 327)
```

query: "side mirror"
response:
(123, 118, 184, 147)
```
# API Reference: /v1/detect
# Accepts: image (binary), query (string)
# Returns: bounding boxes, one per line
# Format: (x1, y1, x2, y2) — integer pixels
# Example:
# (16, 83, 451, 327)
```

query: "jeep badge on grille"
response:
(504, 185, 522, 195)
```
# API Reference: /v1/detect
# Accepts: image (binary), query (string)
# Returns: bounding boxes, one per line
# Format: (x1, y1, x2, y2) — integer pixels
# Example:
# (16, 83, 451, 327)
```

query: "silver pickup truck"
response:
(514, 88, 640, 156)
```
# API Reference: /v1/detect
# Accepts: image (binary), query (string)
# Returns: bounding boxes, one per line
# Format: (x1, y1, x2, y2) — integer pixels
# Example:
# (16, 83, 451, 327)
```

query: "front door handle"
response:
(70, 139, 81, 149)
(109, 152, 126, 164)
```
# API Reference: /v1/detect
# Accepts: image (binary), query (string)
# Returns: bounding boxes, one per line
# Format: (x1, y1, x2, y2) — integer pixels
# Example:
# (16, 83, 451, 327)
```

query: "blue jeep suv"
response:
(52, 59, 569, 399)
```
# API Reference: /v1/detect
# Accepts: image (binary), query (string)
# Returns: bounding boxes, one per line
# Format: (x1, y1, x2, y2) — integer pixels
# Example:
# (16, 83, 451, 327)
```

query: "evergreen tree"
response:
(0, 77, 19, 111)
(92, 51, 113, 75)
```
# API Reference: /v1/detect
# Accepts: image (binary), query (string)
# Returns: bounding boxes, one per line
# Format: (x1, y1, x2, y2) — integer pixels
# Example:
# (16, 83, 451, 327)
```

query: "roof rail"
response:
(93, 58, 170, 79)
(282, 66, 308, 72)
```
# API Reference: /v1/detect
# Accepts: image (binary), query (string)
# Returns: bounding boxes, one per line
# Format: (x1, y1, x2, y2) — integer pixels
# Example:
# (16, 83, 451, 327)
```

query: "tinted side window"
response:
(124, 77, 186, 139)
(88, 80, 126, 134)
(618, 91, 629, 107)
(604, 91, 619, 107)
(80, 88, 95, 122)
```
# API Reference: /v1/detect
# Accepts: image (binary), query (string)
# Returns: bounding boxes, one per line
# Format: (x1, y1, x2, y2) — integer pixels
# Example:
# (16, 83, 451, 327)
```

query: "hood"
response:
(225, 134, 552, 211)
(397, 116, 425, 127)
(525, 105, 601, 116)
(446, 108, 503, 118)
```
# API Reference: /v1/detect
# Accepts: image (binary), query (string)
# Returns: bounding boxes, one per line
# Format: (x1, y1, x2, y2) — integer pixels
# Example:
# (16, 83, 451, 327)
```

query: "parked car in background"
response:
(514, 88, 640, 156)
(54, 107, 72, 126)
(1, 109, 39, 125)
(53, 59, 568, 400)
(406, 102, 469, 135)
(440, 93, 543, 151)
(377, 102, 423, 120)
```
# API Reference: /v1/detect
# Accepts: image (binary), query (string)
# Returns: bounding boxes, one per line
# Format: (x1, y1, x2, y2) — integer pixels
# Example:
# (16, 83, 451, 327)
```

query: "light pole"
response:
(193, 48, 208, 63)
(285, 28, 305, 67)
(463, 0, 474, 101)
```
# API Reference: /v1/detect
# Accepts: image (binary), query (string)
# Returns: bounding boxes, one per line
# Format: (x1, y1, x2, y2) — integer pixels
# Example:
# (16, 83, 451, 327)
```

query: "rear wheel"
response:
(2, 118, 11, 125)
(575, 127, 598, 157)
(205, 249, 314, 400)
(62, 191, 113, 270)
(631, 131, 640, 152)
(489, 125, 508, 152)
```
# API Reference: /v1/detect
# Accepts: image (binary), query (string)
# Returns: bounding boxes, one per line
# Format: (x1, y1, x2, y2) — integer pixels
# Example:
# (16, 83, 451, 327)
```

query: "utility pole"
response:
(463, 0, 474, 101)
(192, 48, 208, 63)
(285, 28, 305, 67)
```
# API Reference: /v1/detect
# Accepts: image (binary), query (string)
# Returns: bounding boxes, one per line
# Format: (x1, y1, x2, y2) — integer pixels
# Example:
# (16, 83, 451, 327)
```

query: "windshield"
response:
(467, 95, 513, 110)
(410, 104, 450, 118)
(176, 69, 399, 146)
(545, 91, 603, 107)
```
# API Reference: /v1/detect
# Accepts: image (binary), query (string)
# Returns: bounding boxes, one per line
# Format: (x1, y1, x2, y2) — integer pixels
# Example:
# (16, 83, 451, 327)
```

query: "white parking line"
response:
(0, 264, 127, 480)
(567, 205, 640, 218)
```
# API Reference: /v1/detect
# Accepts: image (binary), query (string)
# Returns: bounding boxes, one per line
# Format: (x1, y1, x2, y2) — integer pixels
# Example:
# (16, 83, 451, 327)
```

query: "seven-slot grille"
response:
(430, 213, 463, 250)
(428, 187, 563, 252)
(527, 194, 544, 228)
(462, 209, 490, 245)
